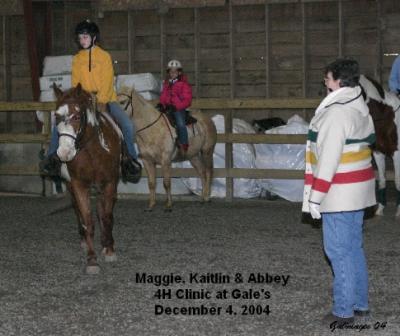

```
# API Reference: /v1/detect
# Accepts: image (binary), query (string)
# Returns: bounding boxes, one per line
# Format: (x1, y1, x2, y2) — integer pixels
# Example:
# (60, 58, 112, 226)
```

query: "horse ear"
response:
(75, 83, 82, 96)
(52, 83, 63, 100)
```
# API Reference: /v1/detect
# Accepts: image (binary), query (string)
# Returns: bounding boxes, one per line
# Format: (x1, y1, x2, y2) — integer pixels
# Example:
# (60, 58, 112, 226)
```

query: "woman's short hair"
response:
(325, 58, 360, 88)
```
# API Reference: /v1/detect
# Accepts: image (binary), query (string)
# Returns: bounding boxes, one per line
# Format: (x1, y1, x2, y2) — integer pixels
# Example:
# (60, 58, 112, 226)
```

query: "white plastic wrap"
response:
(138, 91, 160, 101)
(42, 55, 73, 76)
(255, 115, 308, 202)
(39, 74, 72, 91)
(116, 73, 161, 93)
(176, 115, 261, 198)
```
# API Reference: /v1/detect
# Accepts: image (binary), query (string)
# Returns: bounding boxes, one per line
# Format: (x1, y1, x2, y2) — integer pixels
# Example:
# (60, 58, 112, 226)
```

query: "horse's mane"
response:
(57, 86, 94, 112)
(359, 75, 385, 104)
(365, 75, 385, 99)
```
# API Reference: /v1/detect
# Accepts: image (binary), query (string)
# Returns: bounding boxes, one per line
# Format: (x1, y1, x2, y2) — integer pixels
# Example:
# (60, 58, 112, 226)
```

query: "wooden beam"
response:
(2, 16, 11, 101)
(265, 3, 270, 98)
(217, 133, 307, 144)
(301, 1, 308, 121)
(190, 98, 321, 109)
(3, 15, 12, 131)
(338, 0, 343, 57)
(0, 102, 55, 111)
(0, 98, 322, 111)
(160, 13, 166, 79)
(97, 0, 225, 11)
(376, 0, 382, 82)
(22, 0, 41, 101)
(194, 8, 200, 97)
(226, 1, 235, 201)
(301, 2, 307, 98)
(0, 133, 49, 143)
(63, 2, 68, 51)
(231, 0, 348, 4)
(44, 1, 52, 56)
(0, 131, 308, 146)
(128, 10, 134, 73)
(0, 164, 392, 182)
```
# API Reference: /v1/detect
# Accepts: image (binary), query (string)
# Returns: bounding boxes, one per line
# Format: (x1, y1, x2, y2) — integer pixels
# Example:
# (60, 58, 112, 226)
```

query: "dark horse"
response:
(359, 75, 400, 216)
(53, 84, 121, 274)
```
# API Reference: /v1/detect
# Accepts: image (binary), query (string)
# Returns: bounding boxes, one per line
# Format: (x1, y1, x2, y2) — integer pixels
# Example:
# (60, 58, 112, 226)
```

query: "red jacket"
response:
(160, 75, 192, 111)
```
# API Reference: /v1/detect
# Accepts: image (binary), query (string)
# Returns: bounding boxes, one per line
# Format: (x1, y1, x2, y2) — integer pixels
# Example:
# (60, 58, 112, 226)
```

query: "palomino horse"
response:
(117, 87, 217, 211)
(359, 75, 400, 216)
(53, 84, 121, 274)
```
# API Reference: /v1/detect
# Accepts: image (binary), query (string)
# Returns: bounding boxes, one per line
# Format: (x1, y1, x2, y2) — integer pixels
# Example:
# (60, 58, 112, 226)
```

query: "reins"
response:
(117, 92, 175, 140)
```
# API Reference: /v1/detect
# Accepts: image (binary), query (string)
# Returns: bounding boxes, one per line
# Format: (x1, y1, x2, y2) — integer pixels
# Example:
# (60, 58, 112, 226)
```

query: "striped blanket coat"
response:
(302, 86, 376, 213)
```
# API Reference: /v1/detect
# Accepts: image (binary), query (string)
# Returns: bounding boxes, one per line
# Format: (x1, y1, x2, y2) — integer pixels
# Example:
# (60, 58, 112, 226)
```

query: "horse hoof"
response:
(86, 265, 100, 275)
(396, 207, 400, 217)
(80, 240, 88, 250)
(104, 254, 117, 262)
(375, 204, 385, 216)
(144, 207, 153, 212)
(164, 207, 172, 212)
(102, 248, 117, 262)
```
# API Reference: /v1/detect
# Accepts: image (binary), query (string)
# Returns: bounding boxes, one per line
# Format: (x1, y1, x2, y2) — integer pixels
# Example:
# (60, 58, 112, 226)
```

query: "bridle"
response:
(117, 92, 164, 134)
(56, 102, 93, 153)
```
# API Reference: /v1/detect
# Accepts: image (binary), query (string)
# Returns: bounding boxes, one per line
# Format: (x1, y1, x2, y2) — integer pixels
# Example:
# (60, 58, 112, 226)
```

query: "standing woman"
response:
(303, 58, 376, 325)
(159, 60, 193, 154)
(40, 20, 142, 183)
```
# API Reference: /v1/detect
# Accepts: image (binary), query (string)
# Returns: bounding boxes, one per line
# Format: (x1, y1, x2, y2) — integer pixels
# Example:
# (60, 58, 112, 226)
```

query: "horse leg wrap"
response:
(376, 187, 387, 206)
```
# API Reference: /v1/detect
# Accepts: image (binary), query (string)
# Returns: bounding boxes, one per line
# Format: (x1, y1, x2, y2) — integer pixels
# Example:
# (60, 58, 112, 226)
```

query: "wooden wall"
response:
(1, 0, 400, 130)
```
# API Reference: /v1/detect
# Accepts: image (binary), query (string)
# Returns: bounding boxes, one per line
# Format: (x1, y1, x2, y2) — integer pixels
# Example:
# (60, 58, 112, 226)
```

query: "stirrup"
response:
(39, 153, 61, 177)
(121, 156, 142, 184)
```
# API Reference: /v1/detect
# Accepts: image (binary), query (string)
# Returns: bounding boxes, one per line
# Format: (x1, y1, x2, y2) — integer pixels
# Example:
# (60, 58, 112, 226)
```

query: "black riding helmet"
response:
(74, 19, 100, 49)
(74, 20, 100, 72)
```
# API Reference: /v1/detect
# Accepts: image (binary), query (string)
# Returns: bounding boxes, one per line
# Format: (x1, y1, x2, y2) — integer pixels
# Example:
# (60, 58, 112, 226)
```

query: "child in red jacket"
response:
(159, 60, 193, 153)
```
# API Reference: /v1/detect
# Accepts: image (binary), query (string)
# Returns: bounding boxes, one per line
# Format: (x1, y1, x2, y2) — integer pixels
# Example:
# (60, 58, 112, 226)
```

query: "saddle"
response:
(156, 104, 197, 128)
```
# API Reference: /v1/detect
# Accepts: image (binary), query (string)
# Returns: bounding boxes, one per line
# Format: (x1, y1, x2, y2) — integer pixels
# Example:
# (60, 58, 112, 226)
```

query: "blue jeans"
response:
(174, 110, 188, 145)
(47, 102, 138, 159)
(48, 124, 59, 156)
(108, 101, 138, 159)
(322, 211, 369, 318)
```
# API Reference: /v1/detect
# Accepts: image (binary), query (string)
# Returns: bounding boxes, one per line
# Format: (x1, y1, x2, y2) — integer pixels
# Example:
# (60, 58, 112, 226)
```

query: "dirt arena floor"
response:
(0, 193, 399, 336)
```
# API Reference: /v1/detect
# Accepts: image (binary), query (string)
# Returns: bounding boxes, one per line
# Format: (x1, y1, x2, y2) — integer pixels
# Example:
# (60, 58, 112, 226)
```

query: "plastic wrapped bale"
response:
(176, 115, 261, 198)
(138, 91, 160, 101)
(254, 115, 308, 202)
(39, 74, 72, 91)
(42, 55, 73, 76)
(116, 73, 161, 93)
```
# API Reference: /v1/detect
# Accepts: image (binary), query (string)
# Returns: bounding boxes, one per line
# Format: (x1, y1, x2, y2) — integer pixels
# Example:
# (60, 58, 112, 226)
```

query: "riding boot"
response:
(121, 154, 142, 184)
(39, 153, 62, 177)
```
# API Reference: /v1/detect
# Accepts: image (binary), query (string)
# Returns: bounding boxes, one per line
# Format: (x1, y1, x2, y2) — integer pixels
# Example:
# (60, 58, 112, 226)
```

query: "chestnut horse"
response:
(53, 84, 121, 274)
(117, 87, 217, 211)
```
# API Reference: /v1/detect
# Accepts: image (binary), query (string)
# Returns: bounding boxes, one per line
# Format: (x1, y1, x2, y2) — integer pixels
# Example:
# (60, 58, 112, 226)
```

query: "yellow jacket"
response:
(71, 46, 117, 104)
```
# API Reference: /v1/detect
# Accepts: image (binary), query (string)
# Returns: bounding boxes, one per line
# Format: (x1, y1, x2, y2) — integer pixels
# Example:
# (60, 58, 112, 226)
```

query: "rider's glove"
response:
(309, 202, 321, 220)
(156, 103, 165, 112)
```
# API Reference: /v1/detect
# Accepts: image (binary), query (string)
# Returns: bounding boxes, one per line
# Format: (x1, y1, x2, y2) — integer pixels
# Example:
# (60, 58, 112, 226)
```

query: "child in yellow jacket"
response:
(40, 20, 141, 183)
